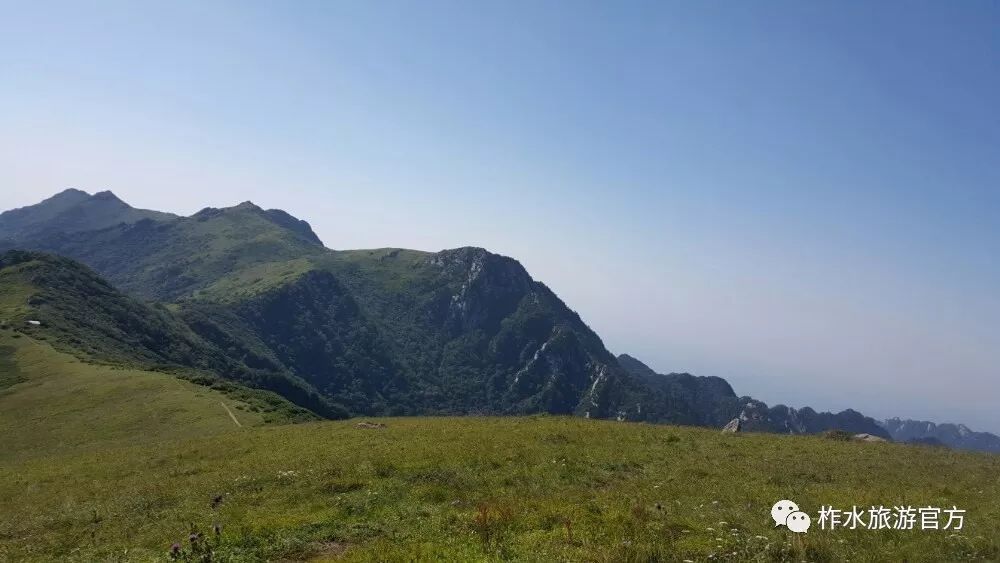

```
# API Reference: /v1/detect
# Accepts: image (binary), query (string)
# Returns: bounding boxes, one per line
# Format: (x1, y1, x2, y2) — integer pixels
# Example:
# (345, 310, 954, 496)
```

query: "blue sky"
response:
(2, 1, 998, 431)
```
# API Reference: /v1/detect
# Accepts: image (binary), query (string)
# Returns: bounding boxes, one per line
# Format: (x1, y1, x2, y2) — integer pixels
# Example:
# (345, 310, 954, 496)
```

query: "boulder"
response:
(853, 433, 887, 443)
(721, 418, 742, 433)
(355, 421, 386, 430)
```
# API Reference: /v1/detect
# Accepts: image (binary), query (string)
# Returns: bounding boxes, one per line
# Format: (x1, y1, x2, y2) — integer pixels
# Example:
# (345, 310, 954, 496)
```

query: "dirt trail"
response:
(219, 402, 242, 427)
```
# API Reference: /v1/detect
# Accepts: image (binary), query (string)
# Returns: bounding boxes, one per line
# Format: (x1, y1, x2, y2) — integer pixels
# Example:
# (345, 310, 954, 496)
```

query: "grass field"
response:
(1, 334, 998, 562)
(0, 336, 267, 465)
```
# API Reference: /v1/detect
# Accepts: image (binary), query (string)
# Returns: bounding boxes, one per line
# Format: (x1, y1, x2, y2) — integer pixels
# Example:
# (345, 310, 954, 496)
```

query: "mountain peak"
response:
(52, 187, 90, 198)
(616, 354, 657, 377)
(234, 201, 262, 211)
(0, 189, 175, 242)
(91, 190, 127, 205)
(34, 188, 92, 208)
(188, 202, 322, 246)
(260, 208, 323, 246)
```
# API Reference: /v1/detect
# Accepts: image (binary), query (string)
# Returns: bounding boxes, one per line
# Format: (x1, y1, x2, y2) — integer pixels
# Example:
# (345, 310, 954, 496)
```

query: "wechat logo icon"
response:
(771, 499, 811, 533)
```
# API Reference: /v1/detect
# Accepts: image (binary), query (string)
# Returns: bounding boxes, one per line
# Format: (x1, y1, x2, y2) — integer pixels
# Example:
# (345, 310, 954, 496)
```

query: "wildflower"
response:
(170, 543, 181, 555)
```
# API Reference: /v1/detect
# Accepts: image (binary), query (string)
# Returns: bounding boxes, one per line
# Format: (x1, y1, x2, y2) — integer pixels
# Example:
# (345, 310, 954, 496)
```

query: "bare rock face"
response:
(853, 433, 887, 443)
(721, 418, 742, 433)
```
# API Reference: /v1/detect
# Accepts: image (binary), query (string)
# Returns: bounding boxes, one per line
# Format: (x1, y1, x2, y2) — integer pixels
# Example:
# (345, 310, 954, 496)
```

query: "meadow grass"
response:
(1, 336, 998, 562)
(0, 336, 265, 465)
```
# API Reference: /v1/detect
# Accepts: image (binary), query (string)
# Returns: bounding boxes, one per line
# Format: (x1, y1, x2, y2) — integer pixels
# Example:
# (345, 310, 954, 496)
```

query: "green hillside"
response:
(0, 250, 342, 421)
(5, 201, 326, 302)
(0, 335, 269, 464)
(0, 334, 997, 561)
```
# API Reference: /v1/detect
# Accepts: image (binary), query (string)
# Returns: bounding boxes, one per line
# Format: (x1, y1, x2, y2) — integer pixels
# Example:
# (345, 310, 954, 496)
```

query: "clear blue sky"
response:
(2, 1, 998, 431)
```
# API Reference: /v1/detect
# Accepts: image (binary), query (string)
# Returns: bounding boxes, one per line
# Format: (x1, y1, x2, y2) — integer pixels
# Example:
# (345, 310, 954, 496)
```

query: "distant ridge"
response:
(1, 195, 327, 301)
(616, 353, 891, 438)
(881, 418, 1000, 453)
(0, 189, 175, 241)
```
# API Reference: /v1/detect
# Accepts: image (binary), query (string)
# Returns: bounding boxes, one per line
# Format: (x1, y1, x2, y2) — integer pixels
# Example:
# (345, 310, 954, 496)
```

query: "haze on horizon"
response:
(2, 1, 998, 432)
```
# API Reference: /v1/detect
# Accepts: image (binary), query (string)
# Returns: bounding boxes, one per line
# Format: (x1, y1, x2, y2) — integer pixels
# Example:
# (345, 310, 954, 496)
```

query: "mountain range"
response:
(880, 418, 1000, 453)
(7, 188, 992, 446)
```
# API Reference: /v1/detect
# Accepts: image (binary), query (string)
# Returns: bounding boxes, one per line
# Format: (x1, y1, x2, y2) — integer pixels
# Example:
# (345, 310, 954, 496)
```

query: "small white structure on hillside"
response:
(25, 320, 42, 326)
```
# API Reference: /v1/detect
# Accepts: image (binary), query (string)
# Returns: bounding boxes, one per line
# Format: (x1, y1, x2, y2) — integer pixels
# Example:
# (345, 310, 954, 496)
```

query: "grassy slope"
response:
(0, 335, 265, 465)
(1, 336, 998, 562)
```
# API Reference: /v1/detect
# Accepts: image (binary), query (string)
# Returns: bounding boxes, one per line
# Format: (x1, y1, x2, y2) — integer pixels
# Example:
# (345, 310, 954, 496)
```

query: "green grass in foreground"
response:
(0, 336, 998, 562)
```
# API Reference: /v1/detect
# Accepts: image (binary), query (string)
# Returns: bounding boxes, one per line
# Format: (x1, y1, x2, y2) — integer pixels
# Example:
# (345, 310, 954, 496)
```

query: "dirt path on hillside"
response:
(219, 402, 242, 427)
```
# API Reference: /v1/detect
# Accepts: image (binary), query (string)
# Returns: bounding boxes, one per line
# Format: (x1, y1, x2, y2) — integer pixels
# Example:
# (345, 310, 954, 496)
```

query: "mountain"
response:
(0, 191, 634, 419)
(881, 418, 1000, 453)
(616, 353, 741, 426)
(0, 188, 174, 242)
(0, 190, 901, 437)
(616, 353, 891, 438)
(313, 247, 634, 418)
(0, 250, 340, 420)
(0, 198, 326, 301)
(737, 400, 890, 438)
(0, 245, 630, 419)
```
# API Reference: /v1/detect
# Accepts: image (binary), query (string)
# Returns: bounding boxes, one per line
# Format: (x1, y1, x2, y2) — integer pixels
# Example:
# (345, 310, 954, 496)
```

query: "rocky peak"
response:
(738, 400, 890, 438)
(430, 247, 533, 290)
(48, 188, 92, 202)
(233, 201, 262, 211)
(616, 354, 658, 377)
(261, 208, 323, 246)
(429, 247, 535, 333)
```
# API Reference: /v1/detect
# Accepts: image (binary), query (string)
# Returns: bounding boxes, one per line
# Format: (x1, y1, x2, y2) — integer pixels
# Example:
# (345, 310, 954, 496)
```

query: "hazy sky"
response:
(2, 1, 998, 431)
